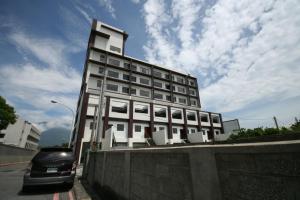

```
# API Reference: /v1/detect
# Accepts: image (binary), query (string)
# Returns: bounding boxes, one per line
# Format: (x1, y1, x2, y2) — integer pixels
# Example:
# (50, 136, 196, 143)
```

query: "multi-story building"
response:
(0, 116, 41, 150)
(73, 20, 224, 163)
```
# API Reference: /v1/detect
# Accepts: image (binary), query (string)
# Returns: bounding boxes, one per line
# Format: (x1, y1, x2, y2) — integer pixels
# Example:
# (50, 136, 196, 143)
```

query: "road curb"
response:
(73, 177, 92, 200)
(0, 161, 29, 167)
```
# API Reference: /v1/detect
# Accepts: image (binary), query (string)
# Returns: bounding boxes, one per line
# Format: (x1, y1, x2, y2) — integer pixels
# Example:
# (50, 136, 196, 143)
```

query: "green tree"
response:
(0, 96, 17, 130)
(290, 121, 300, 132)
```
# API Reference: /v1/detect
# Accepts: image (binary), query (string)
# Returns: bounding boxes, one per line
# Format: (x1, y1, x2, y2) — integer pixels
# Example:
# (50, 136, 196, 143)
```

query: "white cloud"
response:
(142, 0, 300, 127)
(1, 29, 81, 130)
(18, 109, 73, 131)
(74, 5, 93, 24)
(58, 5, 90, 52)
(8, 31, 77, 69)
(96, 0, 116, 19)
(0, 63, 80, 93)
(131, 0, 140, 4)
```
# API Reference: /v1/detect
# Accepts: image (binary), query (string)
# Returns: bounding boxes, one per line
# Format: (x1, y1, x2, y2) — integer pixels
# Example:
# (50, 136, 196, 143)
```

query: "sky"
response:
(0, 0, 299, 132)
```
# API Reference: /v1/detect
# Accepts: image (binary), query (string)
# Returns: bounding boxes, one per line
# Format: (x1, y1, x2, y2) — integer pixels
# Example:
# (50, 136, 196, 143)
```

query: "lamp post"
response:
(51, 100, 75, 148)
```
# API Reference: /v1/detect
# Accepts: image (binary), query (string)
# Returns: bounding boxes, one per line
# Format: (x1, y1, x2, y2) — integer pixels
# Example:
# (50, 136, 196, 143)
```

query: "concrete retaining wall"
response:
(85, 141, 300, 200)
(0, 143, 36, 164)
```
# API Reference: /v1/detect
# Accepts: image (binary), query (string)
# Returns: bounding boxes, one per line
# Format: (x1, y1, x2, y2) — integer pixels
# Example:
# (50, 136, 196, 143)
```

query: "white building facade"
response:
(0, 117, 41, 150)
(72, 20, 225, 163)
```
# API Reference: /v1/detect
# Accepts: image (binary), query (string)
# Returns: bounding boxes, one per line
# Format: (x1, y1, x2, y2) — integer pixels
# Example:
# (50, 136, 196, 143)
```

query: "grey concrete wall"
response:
(0, 143, 36, 164)
(85, 141, 300, 200)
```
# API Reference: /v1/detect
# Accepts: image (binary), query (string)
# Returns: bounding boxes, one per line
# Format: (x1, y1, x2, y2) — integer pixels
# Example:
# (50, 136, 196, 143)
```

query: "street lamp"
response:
(51, 100, 75, 148)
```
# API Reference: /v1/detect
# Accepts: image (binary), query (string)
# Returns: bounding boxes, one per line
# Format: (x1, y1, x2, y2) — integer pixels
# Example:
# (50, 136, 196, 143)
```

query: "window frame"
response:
(106, 83, 118, 91)
(187, 112, 196, 121)
(154, 107, 167, 118)
(111, 101, 128, 114)
(172, 110, 182, 120)
(117, 124, 125, 131)
(140, 90, 150, 97)
(135, 125, 142, 132)
(134, 104, 149, 114)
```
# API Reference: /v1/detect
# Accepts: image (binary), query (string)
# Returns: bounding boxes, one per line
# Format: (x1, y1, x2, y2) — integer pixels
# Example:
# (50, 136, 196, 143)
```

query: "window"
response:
(111, 102, 128, 113)
(190, 80, 195, 86)
(153, 71, 162, 78)
(172, 86, 176, 91)
(99, 67, 104, 74)
(110, 45, 121, 53)
(172, 110, 182, 119)
(123, 74, 130, 81)
(154, 81, 163, 88)
(108, 58, 120, 67)
(159, 127, 165, 131)
(90, 122, 96, 130)
(135, 104, 148, 114)
(154, 93, 163, 99)
(215, 130, 220, 135)
(155, 107, 166, 118)
(140, 90, 150, 97)
(131, 88, 136, 95)
(131, 76, 137, 82)
(173, 97, 177, 102)
(191, 100, 197, 106)
(187, 112, 196, 121)
(165, 74, 170, 80)
(97, 80, 102, 88)
(191, 129, 196, 134)
(201, 114, 209, 122)
(140, 67, 149, 74)
(178, 87, 185, 93)
(124, 62, 131, 70)
(106, 84, 118, 91)
(140, 78, 150, 85)
(131, 64, 137, 71)
(190, 90, 195, 95)
(135, 125, 141, 132)
(166, 95, 171, 101)
(117, 124, 124, 131)
(100, 54, 106, 62)
(108, 70, 119, 78)
(213, 116, 220, 123)
(179, 98, 187, 104)
(122, 87, 129, 94)
(165, 84, 170, 90)
(177, 77, 184, 84)
(172, 128, 178, 134)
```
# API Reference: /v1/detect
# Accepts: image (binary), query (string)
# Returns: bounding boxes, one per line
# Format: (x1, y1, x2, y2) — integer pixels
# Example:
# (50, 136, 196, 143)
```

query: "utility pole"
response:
(273, 116, 279, 131)
(95, 58, 107, 151)
(89, 106, 98, 151)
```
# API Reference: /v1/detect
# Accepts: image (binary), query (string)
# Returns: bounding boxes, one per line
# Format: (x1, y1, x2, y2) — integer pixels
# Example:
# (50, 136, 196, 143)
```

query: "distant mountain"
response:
(39, 127, 70, 147)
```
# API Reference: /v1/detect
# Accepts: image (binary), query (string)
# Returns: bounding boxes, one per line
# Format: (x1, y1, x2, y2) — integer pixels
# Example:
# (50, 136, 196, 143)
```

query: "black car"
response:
(23, 148, 76, 191)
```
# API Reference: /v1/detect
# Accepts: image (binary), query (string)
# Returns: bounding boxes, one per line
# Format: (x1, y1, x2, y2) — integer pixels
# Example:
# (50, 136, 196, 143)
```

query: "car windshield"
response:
(32, 148, 74, 162)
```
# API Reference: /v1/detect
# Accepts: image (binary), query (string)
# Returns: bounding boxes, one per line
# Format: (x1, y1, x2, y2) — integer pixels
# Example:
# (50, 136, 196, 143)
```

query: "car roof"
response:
(40, 148, 73, 152)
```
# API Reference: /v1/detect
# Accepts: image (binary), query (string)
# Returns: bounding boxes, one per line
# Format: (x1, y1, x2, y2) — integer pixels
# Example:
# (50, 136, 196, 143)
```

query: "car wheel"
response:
(65, 182, 74, 188)
(22, 185, 30, 193)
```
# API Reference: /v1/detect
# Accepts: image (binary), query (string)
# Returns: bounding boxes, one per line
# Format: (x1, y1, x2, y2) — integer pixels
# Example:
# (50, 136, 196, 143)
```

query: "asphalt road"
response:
(0, 163, 75, 200)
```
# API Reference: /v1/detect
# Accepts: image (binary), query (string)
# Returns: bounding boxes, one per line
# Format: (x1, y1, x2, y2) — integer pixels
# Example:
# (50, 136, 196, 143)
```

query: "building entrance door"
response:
(208, 130, 213, 140)
(144, 127, 151, 138)
(180, 129, 187, 139)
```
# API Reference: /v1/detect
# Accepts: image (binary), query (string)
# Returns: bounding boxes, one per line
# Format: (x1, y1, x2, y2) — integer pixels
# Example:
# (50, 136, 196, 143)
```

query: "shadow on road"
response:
(18, 184, 72, 196)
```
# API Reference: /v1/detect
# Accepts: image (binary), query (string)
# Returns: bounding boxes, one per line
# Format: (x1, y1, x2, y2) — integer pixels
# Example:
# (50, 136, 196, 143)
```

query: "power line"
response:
(222, 115, 270, 121)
